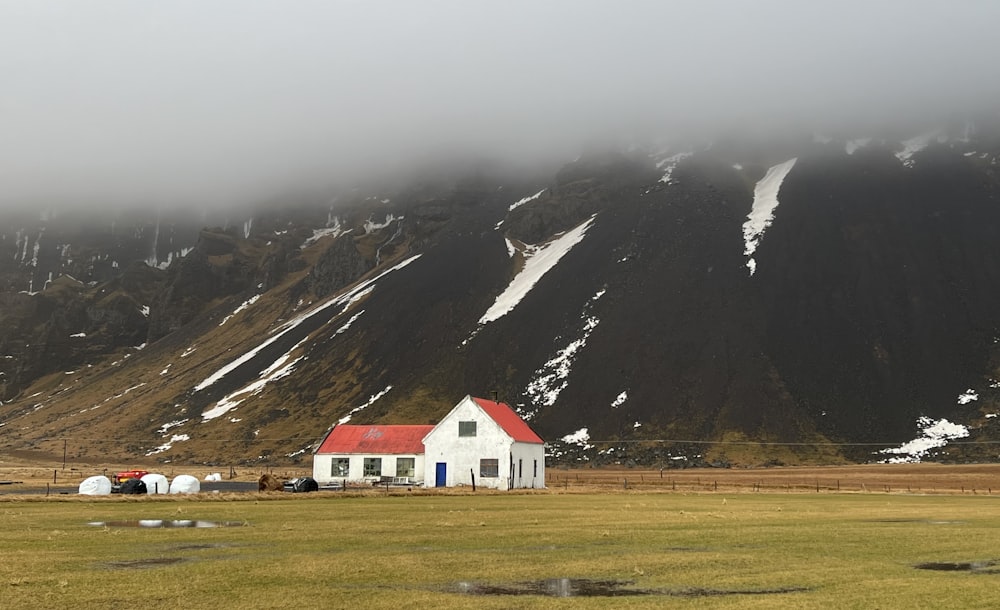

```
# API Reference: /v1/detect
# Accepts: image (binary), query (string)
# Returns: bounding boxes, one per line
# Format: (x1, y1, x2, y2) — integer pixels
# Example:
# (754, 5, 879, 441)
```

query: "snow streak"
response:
(477, 215, 596, 327)
(521, 288, 605, 418)
(338, 386, 392, 425)
(219, 295, 260, 326)
(194, 254, 421, 393)
(508, 189, 546, 212)
(742, 158, 797, 276)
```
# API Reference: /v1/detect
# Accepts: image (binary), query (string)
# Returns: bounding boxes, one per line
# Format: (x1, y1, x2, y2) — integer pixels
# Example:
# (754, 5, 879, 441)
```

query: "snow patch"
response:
(611, 391, 627, 408)
(657, 152, 692, 184)
(561, 428, 592, 449)
(302, 217, 347, 249)
(743, 158, 797, 276)
(877, 417, 970, 463)
(146, 434, 190, 457)
(895, 131, 941, 168)
(364, 214, 401, 234)
(157, 419, 188, 434)
(957, 389, 978, 405)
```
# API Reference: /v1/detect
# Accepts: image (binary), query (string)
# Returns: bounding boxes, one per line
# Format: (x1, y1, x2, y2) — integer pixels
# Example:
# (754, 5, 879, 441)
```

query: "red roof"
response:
(471, 397, 545, 444)
(316, 425, 433, 454)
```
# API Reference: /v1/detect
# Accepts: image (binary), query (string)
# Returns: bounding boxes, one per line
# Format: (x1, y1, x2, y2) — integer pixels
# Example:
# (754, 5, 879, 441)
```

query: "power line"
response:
(25, 436, 1000, 448)
(575, 438, 1000, 447)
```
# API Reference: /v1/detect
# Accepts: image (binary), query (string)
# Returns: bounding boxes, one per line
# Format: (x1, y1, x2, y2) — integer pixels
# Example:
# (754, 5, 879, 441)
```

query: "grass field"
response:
(2, 484, 1000, 609)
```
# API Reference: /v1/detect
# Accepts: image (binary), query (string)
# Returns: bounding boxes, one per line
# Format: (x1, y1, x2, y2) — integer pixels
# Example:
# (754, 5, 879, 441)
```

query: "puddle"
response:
(448, 578, 809, 598)
(171, 543, 231, 551)
(915, 561, 998, 573)
(869, 519, 965, 525)
(453, 579, 652, 597)
(88, 520, 247, 528)
(104, 557, 184, 569)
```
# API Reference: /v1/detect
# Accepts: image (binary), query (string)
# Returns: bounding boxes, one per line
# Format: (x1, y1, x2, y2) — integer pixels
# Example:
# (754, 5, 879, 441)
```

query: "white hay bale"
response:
(169, 474, 200, 494)
(140, 473, 170, 495)
(78, 475, 112, 495)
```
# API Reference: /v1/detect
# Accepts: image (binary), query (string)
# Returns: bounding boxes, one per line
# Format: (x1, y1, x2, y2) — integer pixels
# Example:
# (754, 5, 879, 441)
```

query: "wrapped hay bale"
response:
(79, 475, 112, 495)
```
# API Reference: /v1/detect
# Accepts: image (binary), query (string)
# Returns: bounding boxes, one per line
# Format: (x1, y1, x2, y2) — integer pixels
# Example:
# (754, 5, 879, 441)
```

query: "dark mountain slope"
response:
(3, 128, 1000, 466)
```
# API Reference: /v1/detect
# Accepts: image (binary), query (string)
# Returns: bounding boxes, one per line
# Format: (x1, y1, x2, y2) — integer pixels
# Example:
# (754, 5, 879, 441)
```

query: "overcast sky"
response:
(2, 1, 999, 208)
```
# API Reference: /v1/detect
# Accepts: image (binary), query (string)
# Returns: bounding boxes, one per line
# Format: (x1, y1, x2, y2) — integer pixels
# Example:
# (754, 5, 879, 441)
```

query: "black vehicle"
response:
(283, 477, 319, 493)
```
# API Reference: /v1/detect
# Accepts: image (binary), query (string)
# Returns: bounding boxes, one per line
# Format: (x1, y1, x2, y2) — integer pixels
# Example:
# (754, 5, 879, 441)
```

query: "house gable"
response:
(470, 396, 544, 444)
(423, 395, 512, 446)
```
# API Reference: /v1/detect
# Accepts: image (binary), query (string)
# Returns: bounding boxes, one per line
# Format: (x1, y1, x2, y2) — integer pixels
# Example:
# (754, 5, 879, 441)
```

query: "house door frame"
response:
(435, 462, 447, 487)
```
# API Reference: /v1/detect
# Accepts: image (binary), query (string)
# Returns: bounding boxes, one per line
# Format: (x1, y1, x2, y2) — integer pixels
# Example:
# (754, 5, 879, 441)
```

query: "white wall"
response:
(509, 441, 546, 489)
(312, 453, 425, 485)
(423, 396, 545, 490)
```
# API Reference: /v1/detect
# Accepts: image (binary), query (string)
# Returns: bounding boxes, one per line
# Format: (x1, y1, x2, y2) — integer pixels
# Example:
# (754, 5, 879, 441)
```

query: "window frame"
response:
(363, 457, 382, 477)
(458, 420, 477, 437)
(331, 457, 350, 478)
(395, 457, 415, 478)
(479, 458, 499, 478)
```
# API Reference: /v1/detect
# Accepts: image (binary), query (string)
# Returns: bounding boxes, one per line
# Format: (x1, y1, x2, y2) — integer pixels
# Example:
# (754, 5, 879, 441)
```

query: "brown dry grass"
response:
(0, 449, 312, 491)
(4, 450, 1000, 496)
(547, 462, 1000, 495)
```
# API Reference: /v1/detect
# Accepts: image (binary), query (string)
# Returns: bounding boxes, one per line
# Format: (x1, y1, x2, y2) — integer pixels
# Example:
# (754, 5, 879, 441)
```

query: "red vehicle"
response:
(112, 470, 148, 485)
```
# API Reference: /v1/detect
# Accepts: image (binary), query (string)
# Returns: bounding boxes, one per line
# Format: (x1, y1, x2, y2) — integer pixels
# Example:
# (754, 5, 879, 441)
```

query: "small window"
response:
(396, 457, 415, 478)
(518, 459, 523, 478)
(533, 459, 538, 478)
(331, 458, 349, 477)
(480, 458, 499, 478)
(459, 421, 477, 437)
(363, 457, 382, 477)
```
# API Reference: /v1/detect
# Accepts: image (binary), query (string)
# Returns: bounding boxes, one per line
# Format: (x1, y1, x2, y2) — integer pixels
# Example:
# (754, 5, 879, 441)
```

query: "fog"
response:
(2, 0, 999, 209)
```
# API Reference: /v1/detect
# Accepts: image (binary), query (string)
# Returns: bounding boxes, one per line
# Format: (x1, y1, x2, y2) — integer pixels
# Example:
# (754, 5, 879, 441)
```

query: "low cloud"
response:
(2, 1, 998, 209)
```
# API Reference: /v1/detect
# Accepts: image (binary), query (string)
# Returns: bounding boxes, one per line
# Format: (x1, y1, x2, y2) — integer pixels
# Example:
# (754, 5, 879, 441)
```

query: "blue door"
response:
(435, 462, 447, 487)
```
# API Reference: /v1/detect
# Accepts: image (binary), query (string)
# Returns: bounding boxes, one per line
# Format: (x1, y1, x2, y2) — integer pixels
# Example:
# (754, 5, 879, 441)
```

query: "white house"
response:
(423, 395, 545, 490)
(312, 424, 433, 485)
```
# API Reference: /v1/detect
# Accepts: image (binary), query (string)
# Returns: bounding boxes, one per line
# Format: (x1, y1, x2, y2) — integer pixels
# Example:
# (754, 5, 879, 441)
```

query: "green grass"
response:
(2, 492, 1000, 609)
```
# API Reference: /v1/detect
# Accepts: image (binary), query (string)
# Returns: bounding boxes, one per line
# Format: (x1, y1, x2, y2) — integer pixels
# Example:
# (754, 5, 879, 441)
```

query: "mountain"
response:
(3, 122, 1000, 468)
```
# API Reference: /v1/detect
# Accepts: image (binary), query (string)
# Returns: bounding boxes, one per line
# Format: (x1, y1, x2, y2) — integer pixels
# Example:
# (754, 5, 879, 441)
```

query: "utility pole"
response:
(62, 439, 67, 470)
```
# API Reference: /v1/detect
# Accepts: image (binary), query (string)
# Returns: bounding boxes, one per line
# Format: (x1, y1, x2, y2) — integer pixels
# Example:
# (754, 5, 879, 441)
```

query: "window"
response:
(363, 457, 382, 477)
(459, 421, 477, 437)
(331, 458, 349, 477)
(533, 459, 538, 478)
(480, 458, 499, 478)
(518, 459, 523, 478)
(395, 457, 415, 478)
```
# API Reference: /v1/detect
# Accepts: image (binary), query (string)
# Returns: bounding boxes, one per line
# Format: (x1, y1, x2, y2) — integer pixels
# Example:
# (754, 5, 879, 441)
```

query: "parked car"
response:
(283, 477, 319, 493)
